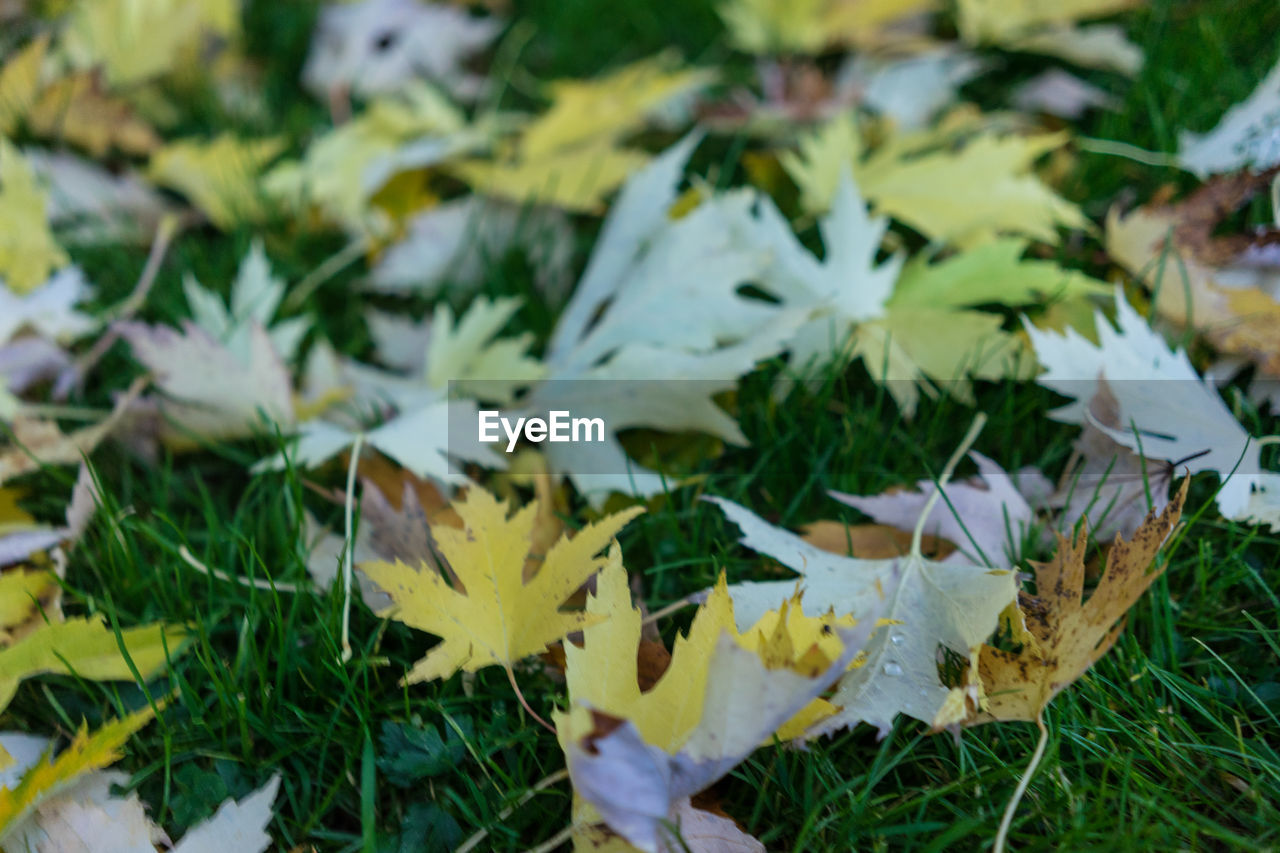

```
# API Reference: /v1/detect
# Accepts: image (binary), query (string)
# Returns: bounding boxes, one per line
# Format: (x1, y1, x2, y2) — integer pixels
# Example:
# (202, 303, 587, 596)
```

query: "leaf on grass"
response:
(783, 114, 1088, 247)
(1025, 288, 1280, 529)
(1178, 57, 1280, 177)
(0, 616, 186, 714)
(148, 134, 285, 229)
(60, 0, 239, 88)
(560, 563, 877, 851)
(449, 55, 711, 212)
(0, 706, 156, 839)
(26, 71, 162, 157)
(942, 480, 1186, 727)
(0, 379, 143, 486)
(956, 0, 1143, 74)
(118, 320, 295, 448)
(363, 486, 644, 682)
(0, 266, 96, 346)
(708, 495, 1018, 736)
(831, 451, 1040, 569)
(27, 150, 174, 246)
(719, 0, 937, 54)
(0, 139, 69, 295)
(183, 239, 310, 363)
(301, 0, 500, 101)
(0, 36, 49, 136)
(1106, 168, 1280, 387)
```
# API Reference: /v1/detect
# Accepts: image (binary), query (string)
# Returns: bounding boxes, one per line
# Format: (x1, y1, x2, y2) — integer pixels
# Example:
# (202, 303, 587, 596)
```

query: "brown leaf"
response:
(1107, 167, 1280, 376)
(963, 478, 1187, 725)
(800, 519, 956, 560)
(27, 71, 161, 157)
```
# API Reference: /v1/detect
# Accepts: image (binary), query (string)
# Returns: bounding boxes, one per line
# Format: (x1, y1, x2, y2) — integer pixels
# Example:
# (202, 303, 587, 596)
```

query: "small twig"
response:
(341, 433, 365, 663)
(282, 236, 369, 312)
(640, 595, 697, 626)
(58, 214, 179, 399)
(1076, 137, 1184, 169)
(504, 665, 556, 734)
(523, 825, 574, 853)
(178, 545, 304, 593)
(454, 769, 570, 853)
(994, 716, 1050, 853)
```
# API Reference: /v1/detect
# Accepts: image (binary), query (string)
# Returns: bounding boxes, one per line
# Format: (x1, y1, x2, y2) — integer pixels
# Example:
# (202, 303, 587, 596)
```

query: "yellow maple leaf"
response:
(363, 487, 644, 683)
(564, 554, 855, 752)
(450, 54, 709, 212)
(0, 571, 61, 645)
(957, 0, 1140, 44)
(521, 55, 713, 159)
(27, 71, 162, 157)
(0, 706, 156, 838)
(0, 139, 69, 294)
(0, 36, 49, 136)
(721, 0, 937, 54)
(449, 142, 650, 214)
(60, 0, 239, 87)
(783, 113, 1088, 247)
(149, 134, 285, 229)
(947, 479, 1187, 727)
(0, 617, 187, 714)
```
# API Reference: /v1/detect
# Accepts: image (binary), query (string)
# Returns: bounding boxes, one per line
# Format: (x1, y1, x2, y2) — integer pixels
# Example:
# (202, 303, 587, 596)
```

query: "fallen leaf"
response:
(0, 139, 69, 294)
(1025, 288, 1280, 529)
(60, 0, 238, 87)
(363, 486, 644, 682)
(719, 0, 937, 54)
(301, 0, 501, 101)
(560, 555, 877, 851)
(1011, 68, 1120, 119)
(1179, 56, 1280, 177)
(149, 134, 286, 229)
(831, 451, 1041, 569)
(708, 494, 1018, 735)
(0, 36, 48, 136)
(0, 266, 96, 346)
(26, 150, 174, 245)
(957, 0, 1143, 73)
(783, 113, 1089, 247)
(118, 321, 294, 449)
(800, 520, 957, 560)
(26, 71, 161, 157)
(954, 479, 1186, 726)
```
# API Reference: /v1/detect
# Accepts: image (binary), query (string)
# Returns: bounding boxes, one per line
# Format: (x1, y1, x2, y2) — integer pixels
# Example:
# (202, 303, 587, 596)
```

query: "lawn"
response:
(2, 0, 1279, 851)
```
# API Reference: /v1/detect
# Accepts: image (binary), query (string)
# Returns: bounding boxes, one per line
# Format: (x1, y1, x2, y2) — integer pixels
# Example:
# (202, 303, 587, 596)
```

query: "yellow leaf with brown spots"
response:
(959, 478, 1186, 726)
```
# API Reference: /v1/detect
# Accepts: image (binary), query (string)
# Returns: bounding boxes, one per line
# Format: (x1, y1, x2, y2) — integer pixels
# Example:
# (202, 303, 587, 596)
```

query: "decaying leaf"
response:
(26, 71, 161, 157)
(709, 495, 1018, 736)
(945, 479, 1186, 727)
(0, 379, 144, 486)
(363, 487, 644, 682)
(1106, 167, 1280, 385)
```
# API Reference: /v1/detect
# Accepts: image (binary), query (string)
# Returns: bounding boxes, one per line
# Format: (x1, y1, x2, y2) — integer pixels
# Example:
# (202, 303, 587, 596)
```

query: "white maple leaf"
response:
(707, 496, 1017, 736)
(0, 267, 96, 346)
(184, 239, 310, 362)
(1179, 57, 1280, 177)
(1025, 288, 1280, 529)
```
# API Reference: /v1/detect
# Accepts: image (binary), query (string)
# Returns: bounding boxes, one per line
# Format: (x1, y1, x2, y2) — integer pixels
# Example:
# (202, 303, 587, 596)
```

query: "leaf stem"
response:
(994, 716, 1050, 853)
(340, 433, 365, 663)
(912, 413, 987, 558)
(505, 665, 556, 735)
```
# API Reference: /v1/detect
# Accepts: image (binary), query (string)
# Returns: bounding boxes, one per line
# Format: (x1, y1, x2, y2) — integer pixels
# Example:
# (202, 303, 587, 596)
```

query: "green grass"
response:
(5, 0, 1280, 850)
